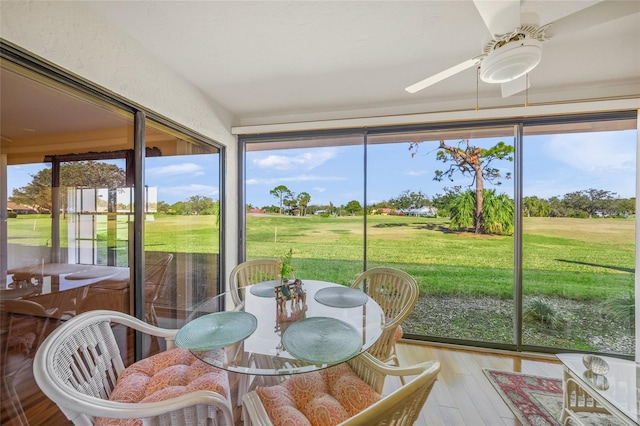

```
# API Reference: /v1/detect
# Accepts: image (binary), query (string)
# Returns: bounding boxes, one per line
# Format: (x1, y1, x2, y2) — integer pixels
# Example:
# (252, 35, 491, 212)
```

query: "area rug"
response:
(484, 370, 627, 426)
(483, 369, 564, 426)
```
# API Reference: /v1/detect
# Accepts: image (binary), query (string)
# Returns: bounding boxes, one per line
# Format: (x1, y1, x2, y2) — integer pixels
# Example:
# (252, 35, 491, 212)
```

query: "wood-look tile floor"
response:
(2, 340, 563, 425)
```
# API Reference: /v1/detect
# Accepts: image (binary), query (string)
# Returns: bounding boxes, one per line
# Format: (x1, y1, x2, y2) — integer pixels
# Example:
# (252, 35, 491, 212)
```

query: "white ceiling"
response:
(85, 0, 640, 126)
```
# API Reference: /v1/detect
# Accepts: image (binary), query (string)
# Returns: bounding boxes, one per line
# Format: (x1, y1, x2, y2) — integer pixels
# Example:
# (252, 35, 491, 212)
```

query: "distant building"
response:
(7, 202, 39, 214)
(373, 208, 397, 215)
(398, 206, 438, 217)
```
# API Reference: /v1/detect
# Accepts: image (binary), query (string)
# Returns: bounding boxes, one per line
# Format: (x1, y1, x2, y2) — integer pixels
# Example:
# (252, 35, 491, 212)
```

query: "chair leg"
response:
(2, 363, 31, 426)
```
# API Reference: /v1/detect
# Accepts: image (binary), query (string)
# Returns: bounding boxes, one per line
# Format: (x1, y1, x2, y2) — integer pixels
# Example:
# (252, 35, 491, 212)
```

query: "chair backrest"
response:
(2, 299, 58, 361)
(33, 311, 128, 423)
(229, 258, 281, 305)
(341, 358, 440, 426)
(351, 267, 419, 361)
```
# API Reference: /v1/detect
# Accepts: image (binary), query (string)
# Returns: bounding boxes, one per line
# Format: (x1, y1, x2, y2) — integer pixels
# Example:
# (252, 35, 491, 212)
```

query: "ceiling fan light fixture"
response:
(480, 38, 542, 84)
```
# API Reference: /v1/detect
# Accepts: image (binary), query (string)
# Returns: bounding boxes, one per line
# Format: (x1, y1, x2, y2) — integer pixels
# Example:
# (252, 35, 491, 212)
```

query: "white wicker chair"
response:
(351, 267, 419, 382)
(229, 258, 282, 306)
(33, 310, 234, 426)
(242, 352, 440, 426)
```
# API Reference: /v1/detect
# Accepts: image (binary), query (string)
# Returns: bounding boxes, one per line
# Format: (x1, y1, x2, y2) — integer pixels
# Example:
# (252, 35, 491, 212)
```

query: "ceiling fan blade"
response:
(473, 0, 521, 37)
(501, 74, 530, 98)
(405, 58, 481, 94)
(546, 0, 640, 38)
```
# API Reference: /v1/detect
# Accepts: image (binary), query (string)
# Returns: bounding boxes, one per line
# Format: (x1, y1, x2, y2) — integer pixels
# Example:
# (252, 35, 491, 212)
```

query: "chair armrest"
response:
(243, 391, 274, 426)
(348, 351, 437, 393)
(356, 351, 437, 376)
(75, 310, 180, 348)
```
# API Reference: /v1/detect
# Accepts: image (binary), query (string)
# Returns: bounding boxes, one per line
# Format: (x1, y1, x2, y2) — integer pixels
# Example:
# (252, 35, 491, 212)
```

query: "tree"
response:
(344, 200, 363, 216)
(170, 201, 188, 215)
(157, 201, 171, 214)
(283, 191, 298, 215)
(296, 192, 311, 216)
(389, 190, 430, 210)
(270, 185, 292, 215)
(523, 196, 550, 217)
(431, 186, 462, 218)
(450, 189, 514, 235)
(186, 195, 217, 215)
(410, 139, 514, 234)
(9, 161, 126, 213)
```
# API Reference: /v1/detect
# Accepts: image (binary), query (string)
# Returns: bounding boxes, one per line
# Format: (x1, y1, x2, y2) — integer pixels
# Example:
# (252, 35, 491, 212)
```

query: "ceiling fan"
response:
(405, 0, 639, 98)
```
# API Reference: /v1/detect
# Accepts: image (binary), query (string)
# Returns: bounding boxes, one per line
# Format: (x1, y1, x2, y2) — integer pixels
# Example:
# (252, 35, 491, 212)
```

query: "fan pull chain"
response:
(476, 66, 480, 111)
(525, 73, 529, 107)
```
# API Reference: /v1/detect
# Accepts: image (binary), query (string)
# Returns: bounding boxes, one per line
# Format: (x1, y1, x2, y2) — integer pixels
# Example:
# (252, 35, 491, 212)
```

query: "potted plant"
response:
(280, 248, 295, 284)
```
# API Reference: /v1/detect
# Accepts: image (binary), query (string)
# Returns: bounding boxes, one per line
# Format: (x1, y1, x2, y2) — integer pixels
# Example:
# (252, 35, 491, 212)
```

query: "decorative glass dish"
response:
(583, 370, 610, 390)
(582, 354, 609, 375)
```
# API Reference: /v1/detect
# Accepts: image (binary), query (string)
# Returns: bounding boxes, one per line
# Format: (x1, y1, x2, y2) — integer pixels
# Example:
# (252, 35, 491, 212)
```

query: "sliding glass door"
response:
(1, 57, 225, 424)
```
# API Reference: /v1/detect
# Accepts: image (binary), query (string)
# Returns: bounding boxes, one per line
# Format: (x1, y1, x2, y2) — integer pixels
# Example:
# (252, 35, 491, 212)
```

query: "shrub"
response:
(604, 291, 635, 328)
(523, 297, 566, 330)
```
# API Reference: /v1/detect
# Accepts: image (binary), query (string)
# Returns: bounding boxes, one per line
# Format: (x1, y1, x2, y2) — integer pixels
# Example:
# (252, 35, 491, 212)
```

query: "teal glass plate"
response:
(283, 317, 362, 365)
(314, 286, 368, 308)
(176, 311, 257, 351)
(249, 280, 281, 297)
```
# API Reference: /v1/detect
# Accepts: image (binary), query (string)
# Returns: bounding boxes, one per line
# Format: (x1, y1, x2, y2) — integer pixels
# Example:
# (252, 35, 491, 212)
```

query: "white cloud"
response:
(405, 170, 429, 176)
(147, 162, 204, 177)
(252, 148, 337, 171)
(161, 184, 219, 200)
(246, 174, 346, 185)
(544, 132, 635, 174)
(313, 187, 326, 192)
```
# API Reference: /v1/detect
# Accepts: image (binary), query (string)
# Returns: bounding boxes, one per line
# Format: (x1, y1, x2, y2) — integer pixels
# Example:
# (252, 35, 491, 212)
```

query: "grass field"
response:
(8, 213, 635, 298)
(7, 212, 635, 353)
(245, 214, 635, 300)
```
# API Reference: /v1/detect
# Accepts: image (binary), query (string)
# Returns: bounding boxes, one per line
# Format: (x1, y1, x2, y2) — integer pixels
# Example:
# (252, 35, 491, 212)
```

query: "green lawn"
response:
(8, 213, 634, 300)
(245, 214, 634, 300)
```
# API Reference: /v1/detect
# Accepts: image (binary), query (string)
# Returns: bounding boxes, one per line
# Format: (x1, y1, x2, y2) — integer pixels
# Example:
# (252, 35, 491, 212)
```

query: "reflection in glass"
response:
(2, 65, 134, 424)
(143, 131, 221, 338)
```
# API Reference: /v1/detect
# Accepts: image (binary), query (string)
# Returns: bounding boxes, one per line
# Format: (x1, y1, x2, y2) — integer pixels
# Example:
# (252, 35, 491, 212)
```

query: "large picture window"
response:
(241, 114, 637, 357)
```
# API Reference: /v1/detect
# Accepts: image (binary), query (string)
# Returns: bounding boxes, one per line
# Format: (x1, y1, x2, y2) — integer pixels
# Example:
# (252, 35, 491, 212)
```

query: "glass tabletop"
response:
(182, 280, 384, 376)
(557, 353, 639, 424)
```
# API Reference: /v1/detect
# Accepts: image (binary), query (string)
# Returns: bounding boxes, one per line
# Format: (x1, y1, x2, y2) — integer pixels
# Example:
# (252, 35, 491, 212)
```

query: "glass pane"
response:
(2, 65, 134, 424)
(522, 120, 636, 356)
(367, 126, 516, 344)
(143, 126, 221, 343)
(245, 134, 365, 284)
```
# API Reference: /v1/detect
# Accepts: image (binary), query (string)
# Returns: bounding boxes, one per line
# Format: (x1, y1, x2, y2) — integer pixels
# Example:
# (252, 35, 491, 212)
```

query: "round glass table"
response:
(177, 280, 384, 376)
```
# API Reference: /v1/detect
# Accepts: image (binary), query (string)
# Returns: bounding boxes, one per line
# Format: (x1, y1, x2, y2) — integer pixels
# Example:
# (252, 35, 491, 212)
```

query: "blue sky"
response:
(246, 130, 637, 208)
(7, 130, 636, 208)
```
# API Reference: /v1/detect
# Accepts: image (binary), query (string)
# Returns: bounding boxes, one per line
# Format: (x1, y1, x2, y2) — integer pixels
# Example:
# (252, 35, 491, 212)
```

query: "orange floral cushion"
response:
(395, 324, 403, 342)
(255, 361, 381, 426)
(94, 348, 229, 426)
